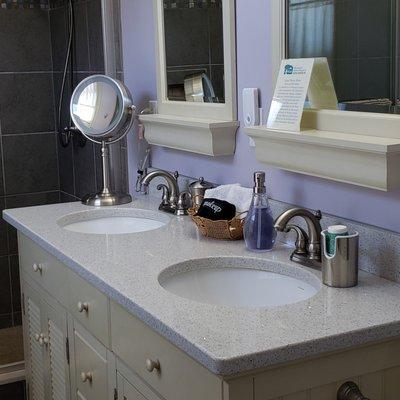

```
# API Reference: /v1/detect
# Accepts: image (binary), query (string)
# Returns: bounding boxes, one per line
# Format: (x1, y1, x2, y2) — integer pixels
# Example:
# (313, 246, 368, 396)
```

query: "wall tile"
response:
(72, 136, 96, 199)
(3, 133, 59, 195)
(0, 256, 11, 315)
(87, 0, 105, 72)
(57, 135, 75, 195)
(0, 9, 52, 72)
(209, 6, 224, 65)
(164, 8, 210, 67)
(331, 59, 359, 102)
(358, 0, 391, 58)
(359, 57, 391, 100)
(0, 198, 9, 257)
(0, 73, 55, 134)
(60, 191, 78, 203)
(49, 5, 68, 72)
(334, 0, 358, 59)
(73, 1, 90, 71)
(5, 191, 60, 255)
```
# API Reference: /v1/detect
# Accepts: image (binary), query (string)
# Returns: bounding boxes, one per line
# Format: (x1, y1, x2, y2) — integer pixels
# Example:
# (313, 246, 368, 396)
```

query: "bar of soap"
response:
(196, 198, 236, 221)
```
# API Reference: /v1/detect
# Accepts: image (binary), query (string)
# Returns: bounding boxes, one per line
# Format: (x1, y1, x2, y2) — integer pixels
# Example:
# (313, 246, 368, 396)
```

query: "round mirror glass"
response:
(70, 75, 133, 142)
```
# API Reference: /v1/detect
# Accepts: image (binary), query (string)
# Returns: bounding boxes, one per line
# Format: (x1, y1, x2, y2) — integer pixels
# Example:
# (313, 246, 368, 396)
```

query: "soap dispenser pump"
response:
(244, 172, 276, 252)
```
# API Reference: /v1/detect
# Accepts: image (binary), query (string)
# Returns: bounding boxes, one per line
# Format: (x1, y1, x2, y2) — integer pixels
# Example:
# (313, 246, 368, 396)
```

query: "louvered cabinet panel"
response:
(24, 283, 46, 400)
(44, 300, 70, 400)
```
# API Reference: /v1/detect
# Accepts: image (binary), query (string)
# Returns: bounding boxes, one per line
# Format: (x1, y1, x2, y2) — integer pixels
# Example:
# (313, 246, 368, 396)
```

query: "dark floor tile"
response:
(6, 191, 60, 254)
(10, 255, 20, 314)
(0, 73, 55, 134)
(87, 0, 105, 72)
(3, 133, 59, 195)
(0, 313, 12, 329)
(0, 9, 52, 72)
(0, 256, 12, 316)
(0, 380, 26, 400)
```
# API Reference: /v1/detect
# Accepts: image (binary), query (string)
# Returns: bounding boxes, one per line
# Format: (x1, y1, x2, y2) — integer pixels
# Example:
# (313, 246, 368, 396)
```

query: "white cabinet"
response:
(22, 279, 69, 400)
(18, 233, 400, 400)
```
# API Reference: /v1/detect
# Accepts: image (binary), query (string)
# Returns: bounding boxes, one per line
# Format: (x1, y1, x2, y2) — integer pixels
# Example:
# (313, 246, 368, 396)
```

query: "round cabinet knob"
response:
(38, 335, 49, 346)
(145, 358, 160, 373)
(77, 301, 89, 313)
(81, 372, 93, 383)
(32, 263, 43, 273)
(34, 333, 41, 342)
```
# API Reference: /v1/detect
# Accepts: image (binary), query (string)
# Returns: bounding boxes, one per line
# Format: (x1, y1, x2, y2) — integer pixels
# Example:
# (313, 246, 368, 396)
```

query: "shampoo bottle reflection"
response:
(244, 172, 277, 252)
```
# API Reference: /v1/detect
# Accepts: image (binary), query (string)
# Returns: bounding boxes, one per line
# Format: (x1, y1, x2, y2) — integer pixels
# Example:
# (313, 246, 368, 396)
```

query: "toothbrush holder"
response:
(321, 230, 359, 288)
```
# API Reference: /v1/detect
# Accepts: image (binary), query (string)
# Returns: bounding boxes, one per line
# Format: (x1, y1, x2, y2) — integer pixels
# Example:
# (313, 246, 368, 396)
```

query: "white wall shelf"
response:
(245, 110, 400, 191)
(140, 114, 239, 156)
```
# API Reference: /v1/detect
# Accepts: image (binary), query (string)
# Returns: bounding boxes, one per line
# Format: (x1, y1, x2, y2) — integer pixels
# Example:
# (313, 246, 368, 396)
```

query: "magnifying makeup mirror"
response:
(70, 75, 136, 206)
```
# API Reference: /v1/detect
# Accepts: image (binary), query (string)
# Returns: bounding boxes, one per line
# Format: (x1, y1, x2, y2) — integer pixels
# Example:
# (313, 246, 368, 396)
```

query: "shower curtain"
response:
(288, 0, 335, 59)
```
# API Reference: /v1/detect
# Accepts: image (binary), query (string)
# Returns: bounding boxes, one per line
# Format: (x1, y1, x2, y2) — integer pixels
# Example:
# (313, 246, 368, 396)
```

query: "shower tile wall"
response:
(0, 6, 59, 328)
(0, 0, 125, 330)
(51, 0, 106, 201)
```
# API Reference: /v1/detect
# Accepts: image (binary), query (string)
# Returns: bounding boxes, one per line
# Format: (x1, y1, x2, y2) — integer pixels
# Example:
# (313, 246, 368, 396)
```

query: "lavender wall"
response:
(121, 0, 400, 233)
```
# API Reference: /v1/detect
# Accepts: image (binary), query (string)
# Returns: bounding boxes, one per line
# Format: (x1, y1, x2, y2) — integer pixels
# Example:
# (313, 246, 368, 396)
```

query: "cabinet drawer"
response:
(73, 323, 108, 400)
(68, 270, 110, 346)
(110, 301, 222, 400)
(18, 233, 68, 304)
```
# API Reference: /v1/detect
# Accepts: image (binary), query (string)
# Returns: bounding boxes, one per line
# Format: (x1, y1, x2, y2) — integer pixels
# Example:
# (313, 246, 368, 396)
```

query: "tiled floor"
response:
(0, 326, 23, 365)
(0, 381, 26, 400)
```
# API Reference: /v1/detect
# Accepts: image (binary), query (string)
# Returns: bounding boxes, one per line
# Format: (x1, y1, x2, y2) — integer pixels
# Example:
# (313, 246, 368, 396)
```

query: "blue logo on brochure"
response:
(284, 65, 294, 75)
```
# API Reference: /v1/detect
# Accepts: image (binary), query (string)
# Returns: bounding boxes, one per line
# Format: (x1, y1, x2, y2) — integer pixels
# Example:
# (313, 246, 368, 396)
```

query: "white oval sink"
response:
(58, 208, 170, 235)
(159, 258, 320, 308)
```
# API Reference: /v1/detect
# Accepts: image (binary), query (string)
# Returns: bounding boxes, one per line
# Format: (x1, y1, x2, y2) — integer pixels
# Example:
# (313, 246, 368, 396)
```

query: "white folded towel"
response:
(204, 184, 253, 214)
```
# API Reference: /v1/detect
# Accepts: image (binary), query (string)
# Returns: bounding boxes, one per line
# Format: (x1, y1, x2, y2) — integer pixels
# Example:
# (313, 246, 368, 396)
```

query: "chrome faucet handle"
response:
(284, 224, 308, 262)
(175, 191, 191, 216)
(157, 184, 170, 207)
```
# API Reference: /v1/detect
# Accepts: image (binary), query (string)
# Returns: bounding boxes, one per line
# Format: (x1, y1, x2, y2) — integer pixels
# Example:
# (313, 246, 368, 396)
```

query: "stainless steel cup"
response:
(321, 230, 359, 288)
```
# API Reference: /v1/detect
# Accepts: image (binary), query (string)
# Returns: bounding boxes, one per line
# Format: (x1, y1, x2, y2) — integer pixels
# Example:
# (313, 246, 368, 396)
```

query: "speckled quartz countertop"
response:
(4, 196, 400, 376)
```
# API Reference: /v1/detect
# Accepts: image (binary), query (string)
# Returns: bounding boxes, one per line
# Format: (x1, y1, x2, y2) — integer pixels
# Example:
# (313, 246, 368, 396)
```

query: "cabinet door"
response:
(69, 320, 109, 400)
(23, 282, 46, 400)
(117, 373, 147, 400)
(43, 299, 70, 400)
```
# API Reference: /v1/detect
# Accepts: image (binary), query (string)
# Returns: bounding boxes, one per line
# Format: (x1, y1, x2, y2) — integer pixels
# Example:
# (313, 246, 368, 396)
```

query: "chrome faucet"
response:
(274, 208, 323, 267)
(141, 169, 191, 215)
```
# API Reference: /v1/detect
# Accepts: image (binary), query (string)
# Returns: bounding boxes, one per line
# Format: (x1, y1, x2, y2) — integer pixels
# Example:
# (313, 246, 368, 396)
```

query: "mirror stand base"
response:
(81, 191, 132, 207)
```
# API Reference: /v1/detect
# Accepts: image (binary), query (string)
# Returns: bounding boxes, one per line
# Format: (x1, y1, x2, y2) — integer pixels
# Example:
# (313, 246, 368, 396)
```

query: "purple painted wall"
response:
(121, 0, 400, 233)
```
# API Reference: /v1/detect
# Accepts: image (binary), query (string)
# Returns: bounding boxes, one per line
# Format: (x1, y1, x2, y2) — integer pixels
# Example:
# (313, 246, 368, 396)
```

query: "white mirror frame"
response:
(244, 0, 400, 191)
(139, 0, 239, 156)
(153, 0, 237, 121)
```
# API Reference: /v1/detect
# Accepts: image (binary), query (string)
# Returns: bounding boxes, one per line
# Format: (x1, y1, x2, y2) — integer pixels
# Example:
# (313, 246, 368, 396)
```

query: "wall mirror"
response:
(286, 0, 398, 115)
(244, 1, 400, 191)
(139, 0, 238, 157)
(163, 0, 224, 103)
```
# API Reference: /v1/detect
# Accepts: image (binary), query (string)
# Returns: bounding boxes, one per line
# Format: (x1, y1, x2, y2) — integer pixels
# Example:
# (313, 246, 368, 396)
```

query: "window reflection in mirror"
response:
(163, 0, 225, 103)
(287, 0, 397, 114)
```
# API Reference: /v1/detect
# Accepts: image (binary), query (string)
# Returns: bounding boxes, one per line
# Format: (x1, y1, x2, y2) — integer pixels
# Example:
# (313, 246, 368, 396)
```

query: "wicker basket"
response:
(188, 208, 246, 240)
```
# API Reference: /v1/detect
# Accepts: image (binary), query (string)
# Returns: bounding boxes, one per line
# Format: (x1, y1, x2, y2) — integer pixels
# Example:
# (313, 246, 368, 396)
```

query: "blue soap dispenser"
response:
(244, 172, 276, 252)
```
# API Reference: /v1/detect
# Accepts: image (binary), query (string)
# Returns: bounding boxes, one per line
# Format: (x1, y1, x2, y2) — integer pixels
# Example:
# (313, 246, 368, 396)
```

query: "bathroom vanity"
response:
(4, 198, 400, 400)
